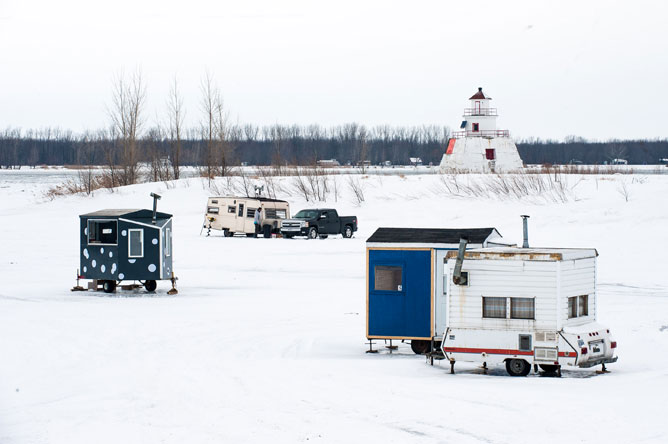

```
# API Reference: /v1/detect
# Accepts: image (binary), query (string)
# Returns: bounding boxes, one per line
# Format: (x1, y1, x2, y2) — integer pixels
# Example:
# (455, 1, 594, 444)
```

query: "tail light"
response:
(581, 347, 588, 355)
(611, 341, 617, 349)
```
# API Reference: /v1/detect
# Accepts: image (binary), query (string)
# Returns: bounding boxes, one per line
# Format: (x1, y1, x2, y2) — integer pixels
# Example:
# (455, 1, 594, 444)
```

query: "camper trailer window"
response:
(227, 206, 236, 214)
(128, 229, 144, 258)
(578, 295, 588, 316)
(568, 297, 578, 318)
(88, 220, 118, 245)
(482, 297, 506, 318)
(374, 266, 402, 292)
(207, 206, 219, 214)
(511, 298, 535, 320)
(246, 208, 255, 218)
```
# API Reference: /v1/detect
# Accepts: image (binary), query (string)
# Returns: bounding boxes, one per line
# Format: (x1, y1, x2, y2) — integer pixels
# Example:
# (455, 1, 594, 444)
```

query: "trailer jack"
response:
(167, 272, 179, 295)
(365, 340, 378, 353)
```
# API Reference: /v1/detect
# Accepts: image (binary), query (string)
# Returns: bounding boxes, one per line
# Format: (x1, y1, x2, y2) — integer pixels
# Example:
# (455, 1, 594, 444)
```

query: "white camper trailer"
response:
(204, 197, 290, 238)
(441, 247, 617, 376)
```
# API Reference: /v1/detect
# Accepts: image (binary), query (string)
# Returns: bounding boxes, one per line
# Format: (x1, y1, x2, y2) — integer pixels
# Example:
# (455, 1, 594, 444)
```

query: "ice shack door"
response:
(434, 249, 449, 337)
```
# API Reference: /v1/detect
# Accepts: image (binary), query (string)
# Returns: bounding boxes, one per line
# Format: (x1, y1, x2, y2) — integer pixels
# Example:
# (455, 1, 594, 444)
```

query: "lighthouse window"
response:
(472, 123, 480, 132)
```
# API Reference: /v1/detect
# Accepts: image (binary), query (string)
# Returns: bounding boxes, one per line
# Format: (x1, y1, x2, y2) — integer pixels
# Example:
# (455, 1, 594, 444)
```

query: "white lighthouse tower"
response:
(439, 87, 523, 172)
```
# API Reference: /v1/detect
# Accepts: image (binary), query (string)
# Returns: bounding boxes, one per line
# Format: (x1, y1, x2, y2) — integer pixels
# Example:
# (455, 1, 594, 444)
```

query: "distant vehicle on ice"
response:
(280, 208, 357, 239)
(442, 245, 617, 376)
(204, 196, 290, 238)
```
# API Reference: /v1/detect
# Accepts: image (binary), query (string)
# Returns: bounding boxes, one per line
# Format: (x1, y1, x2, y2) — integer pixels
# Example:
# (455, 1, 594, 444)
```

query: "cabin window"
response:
(88, 220, 118, 245)
(128, 229, 144, 258)
(374, 266, 402, 292)
(569, 295, 589, 318)
(227, 206, 236, 214)
(207, 206, 219, 214)
(472, 123, 480, 132)
(482, 297, 506, 318)
(511, 298, 535, 320)
(165, 228, 171, 257)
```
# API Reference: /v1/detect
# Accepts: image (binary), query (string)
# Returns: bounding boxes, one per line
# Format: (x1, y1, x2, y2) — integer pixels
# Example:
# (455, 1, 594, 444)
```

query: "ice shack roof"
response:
(80, 209, 173, 226)
(367, 227, 503, 248)
(445, 247, 598, 262)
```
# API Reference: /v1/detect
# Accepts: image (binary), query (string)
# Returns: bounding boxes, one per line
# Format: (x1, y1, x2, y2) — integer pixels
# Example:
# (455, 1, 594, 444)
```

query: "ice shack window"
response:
(578, 295, 588, 316)
(88, 220, 118, 245)
(165, 228, 171, 257)
(511, 298, 535, 320)
(128, 229, 144, 258)
(482, 297, 506, 318)
(374, 266, 402, 292)
(568, 297, 578, 318)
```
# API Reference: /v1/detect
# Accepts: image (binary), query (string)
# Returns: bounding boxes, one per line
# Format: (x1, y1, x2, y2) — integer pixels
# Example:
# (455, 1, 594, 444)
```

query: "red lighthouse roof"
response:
(469, 87, 491, 100)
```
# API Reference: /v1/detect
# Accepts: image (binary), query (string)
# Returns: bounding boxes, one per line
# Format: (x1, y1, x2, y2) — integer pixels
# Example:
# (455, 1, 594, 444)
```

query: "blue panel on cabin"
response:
(368, 249, 432, 338)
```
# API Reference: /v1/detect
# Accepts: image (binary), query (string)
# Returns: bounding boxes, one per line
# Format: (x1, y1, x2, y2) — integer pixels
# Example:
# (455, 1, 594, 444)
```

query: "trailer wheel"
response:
(307, 227, 318, 239)
(539, 364, 560, 374)
(102, 280, 116, 293)
(506, 359, 531, 377)
(263, 225, 271, 238)
(343, 225, 353, 238)
(144, 280, 157, 292)
(223, 229, 233, 237)
(410, 340, 430, 355)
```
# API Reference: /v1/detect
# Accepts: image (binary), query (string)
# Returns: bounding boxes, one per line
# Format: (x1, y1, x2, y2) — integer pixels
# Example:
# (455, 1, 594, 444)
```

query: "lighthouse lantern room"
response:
(440, 88, 523, 172)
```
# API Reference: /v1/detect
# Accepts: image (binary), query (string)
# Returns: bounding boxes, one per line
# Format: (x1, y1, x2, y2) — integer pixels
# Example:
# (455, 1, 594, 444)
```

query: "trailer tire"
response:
(263, 225, 271, 238)
(343, 225, 353, 238)
(410, 340, 430, 355)
(506, 359, 531, 377)
(144, 280, 157, 292)
(223, 229, 233, 237)
(307, 227, 318, 239)
(102, 280, 116, 293)
(539, 364, 560, 374)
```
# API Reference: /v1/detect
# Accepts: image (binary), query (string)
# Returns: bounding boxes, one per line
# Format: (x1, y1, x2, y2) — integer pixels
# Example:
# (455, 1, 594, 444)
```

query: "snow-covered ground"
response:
(1, 169, 667, 443)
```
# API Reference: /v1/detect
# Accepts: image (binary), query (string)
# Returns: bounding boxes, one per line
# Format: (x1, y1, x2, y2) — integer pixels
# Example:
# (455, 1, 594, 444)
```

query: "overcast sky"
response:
(1, 0, 666, 140)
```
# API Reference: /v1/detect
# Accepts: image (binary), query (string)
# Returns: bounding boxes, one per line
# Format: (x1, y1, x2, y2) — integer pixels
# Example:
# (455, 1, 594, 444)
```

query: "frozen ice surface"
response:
(1, 168, 667, 443)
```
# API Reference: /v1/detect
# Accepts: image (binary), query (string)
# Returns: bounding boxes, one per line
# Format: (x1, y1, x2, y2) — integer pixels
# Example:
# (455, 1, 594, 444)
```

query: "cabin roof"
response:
(445, 247, 598, 261)
(209, 196, 288, 203)
(367, 227, 501, 246)
(80, 209, 173, 219)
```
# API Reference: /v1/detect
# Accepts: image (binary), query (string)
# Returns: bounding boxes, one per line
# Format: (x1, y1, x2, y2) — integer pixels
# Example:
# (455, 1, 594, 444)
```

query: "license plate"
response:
(589, 340, 605, 357)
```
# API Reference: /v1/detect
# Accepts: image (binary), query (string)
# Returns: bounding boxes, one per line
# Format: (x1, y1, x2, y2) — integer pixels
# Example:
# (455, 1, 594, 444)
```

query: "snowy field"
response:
(1, 168, 668, 443)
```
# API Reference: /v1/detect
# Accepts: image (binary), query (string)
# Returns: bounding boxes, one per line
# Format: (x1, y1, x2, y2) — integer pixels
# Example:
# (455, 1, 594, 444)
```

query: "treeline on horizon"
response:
(1, 126, 667, 168)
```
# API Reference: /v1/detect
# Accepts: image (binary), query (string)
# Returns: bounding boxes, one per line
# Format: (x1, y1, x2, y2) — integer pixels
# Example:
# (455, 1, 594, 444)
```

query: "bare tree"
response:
(167, 76, 185, 180)
(108, 69, 146, 186)
(200, 71, 230, 182)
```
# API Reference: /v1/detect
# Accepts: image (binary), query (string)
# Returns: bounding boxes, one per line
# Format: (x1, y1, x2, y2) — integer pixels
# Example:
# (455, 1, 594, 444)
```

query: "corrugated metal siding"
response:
(447, 259, 558, 331)
(560, 258, 596, 326)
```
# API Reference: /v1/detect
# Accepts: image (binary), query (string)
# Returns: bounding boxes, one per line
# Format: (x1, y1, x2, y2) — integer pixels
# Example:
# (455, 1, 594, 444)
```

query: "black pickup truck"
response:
(280, 209, 358, 239)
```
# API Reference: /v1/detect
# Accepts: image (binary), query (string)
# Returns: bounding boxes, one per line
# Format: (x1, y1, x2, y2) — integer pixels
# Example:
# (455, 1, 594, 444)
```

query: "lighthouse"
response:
(439, 88, 523, 172)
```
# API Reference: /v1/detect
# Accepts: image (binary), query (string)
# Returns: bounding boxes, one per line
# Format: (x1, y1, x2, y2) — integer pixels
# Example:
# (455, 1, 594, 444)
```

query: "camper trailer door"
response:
(434, 249, 449, 338)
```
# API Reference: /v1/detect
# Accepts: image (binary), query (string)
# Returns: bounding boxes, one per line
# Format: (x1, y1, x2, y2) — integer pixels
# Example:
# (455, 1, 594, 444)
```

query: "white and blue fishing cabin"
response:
(366, 227, 510, 353)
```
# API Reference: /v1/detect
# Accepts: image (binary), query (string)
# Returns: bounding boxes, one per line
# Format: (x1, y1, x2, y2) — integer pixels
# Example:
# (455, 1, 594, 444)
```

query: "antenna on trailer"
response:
(151, 192, 162, 224)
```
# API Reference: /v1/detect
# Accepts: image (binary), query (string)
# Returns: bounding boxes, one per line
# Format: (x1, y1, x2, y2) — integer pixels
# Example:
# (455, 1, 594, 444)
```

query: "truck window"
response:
(320, 212, 328, 219)
(374, 266, 402, 291)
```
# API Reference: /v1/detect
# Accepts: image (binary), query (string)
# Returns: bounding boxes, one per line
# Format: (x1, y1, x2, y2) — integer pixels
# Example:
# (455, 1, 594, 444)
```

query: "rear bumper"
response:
(579, 355, 618, 368)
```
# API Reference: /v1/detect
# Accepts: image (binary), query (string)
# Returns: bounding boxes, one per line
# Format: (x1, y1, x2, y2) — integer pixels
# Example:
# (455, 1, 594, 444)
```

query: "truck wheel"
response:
(102, 280, 116, 293)
(506, 359, 531, 376)
(144, 280, 157, 292)
(410, 340, 430, 355)
(539, 364, 560, 374)
(223, 229, 233, 237)
(308, 227, 318, 239)
(319, 234, 329, 239)
(343, 225, 353, 238)
(263, 225, 271, 238)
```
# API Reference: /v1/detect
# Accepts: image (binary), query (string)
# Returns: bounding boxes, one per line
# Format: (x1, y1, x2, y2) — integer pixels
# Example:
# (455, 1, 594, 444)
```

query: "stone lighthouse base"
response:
(439, 137, 523, 173)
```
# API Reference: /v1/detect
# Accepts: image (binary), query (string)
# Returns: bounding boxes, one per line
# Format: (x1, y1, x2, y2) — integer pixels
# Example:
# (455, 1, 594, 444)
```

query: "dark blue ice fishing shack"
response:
(366, 227, 506, 354)
(78, 197, 175, 293)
